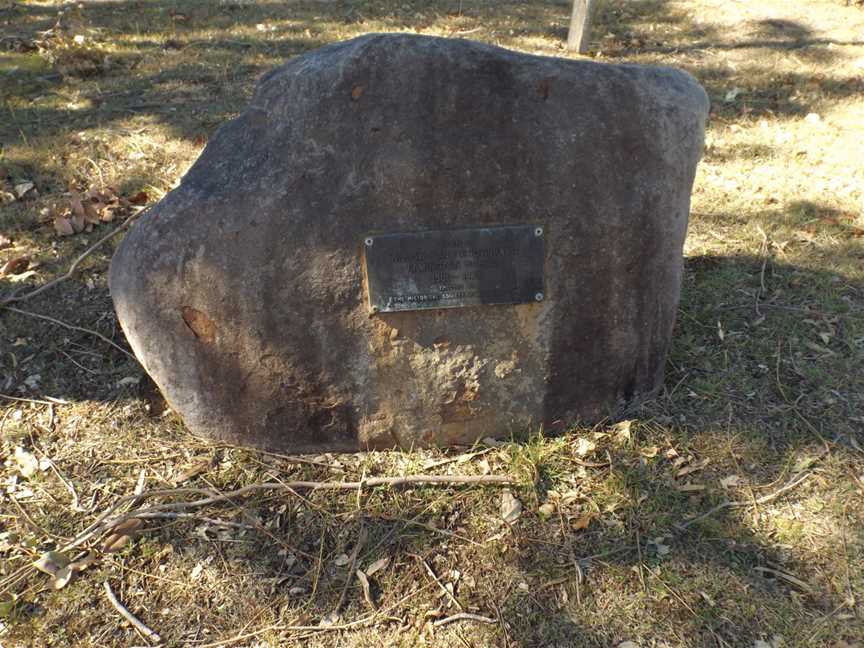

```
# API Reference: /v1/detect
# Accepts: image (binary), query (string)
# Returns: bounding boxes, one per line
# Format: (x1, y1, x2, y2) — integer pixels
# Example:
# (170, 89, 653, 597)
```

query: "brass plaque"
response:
(363, 224, 545, 313)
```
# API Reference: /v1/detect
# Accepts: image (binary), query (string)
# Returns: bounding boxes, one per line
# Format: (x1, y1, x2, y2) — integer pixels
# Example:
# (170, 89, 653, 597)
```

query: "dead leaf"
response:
(1, 256, 30, 276)
(334, 553, 350, 567)
(54, 216, 75, 236)
(101, 533, 131, 553)
(365, 557, 389, 577)
(82, 200, 101, 224)
(351, 84, 364, 100)
(0, 593, 18, 619)
(675, 483, 706, 492)
(0, 531, 18, 553)
(538, 502, 556, 517)
(356, 569, 376, 609)
(128, 190, 148, 205)
(792, 455, 818, 472)
(13, 447, 39, 478)
(571, 514, 592, 531)
(33, 551, 70, 576)
(70, 194, 85, 218)
(13, 181, 34, 199)
(319, 611, 340, 627)
(676, 458, 709, 478)
(101, 518, 143, 552)
(69, 551, 97, 573)
(574, 437, 596, 457)
(720, 475, 741, 488)
(99, 203, 117, 223)
(640, 446, 659, 458)
(0, 233, 11, 249)
(612, 419, 633, 442)
(52, 566, 73, 590)
(652, 537, 671, 556)
(753, 637, 785, 648)
(173, 458, 211, 484)
(500, 490, 523, 524)
(107, 518, 143, 537)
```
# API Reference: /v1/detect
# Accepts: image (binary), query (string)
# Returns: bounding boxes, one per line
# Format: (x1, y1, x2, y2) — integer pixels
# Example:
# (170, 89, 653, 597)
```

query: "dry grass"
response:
(1, 0, 863, 646)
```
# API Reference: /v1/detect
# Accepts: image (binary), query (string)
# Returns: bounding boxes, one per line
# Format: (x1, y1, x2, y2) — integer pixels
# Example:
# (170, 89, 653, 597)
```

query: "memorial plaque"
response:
(363, 224, 545, 313)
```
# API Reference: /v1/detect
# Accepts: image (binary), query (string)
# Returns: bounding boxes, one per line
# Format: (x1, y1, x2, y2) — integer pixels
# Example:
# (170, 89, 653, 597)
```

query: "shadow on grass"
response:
(592, 0, 864, 118)
(1, 1, 863, 643)
(1, 0, 860, 205)
(2, 245, 862, 644)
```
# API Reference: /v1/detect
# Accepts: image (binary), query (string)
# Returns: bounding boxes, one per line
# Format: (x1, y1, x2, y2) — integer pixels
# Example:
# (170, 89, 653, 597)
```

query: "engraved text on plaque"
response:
(363, 224, 545, 313)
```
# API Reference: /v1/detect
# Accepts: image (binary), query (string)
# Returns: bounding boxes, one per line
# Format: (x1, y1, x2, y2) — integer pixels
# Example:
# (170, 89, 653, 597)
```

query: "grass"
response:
(1, 0, 863, 646)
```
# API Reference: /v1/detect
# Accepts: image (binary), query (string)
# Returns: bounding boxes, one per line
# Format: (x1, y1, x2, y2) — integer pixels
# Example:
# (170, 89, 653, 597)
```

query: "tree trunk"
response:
(567, 0, 596, 54)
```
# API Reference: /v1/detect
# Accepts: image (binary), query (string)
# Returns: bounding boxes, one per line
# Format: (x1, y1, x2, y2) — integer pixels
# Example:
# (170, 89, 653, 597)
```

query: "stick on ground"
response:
(4, 306, 135, 360)
(675, 472, 812, 531)
(103, 581, 162, 645)
(433, 612, 496, 628)
(0, 209, 145, 309)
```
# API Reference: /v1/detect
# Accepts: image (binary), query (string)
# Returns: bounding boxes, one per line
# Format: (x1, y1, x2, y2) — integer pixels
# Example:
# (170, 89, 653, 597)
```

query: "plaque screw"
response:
(535, 292, 544, 302)
(534, 227, 543, 237)
(364, 237, 374, 247)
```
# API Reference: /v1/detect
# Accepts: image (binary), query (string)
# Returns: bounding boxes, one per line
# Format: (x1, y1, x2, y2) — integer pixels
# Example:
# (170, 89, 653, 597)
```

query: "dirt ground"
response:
(1, 0, 863, 646)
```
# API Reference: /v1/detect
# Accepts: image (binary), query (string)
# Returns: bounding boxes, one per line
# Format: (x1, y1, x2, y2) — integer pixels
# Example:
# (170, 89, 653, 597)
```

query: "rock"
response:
(109, 34, 708, 453)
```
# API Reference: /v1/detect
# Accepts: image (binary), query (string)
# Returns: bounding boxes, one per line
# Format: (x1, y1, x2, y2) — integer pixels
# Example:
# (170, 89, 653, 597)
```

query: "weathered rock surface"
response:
(109, 34, 708, 453)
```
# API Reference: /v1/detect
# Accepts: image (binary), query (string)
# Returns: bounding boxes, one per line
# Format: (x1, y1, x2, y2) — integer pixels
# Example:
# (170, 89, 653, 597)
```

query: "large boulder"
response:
(109, 34, 708, 453)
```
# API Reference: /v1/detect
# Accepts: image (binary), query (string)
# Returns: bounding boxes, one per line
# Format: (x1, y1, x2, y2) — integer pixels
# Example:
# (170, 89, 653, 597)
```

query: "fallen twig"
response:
(0, 393, 71, 406)
(103, 580, 162, 645)
(4, 306, 135, 360)
(31, 440, 84, 512)
(415, 554, 463, 611)
(195, 582, 437, 648)
(62, 475, 512, 554)
(453, 27, 483, 35)
(332, 524, 367, 617)
(131, 512, 257, 530)
(9, 495, 68, 541)
(753, 565, 814, 593)
(3, 475, 519, 596)
(675, 472, 812, 531)
(60, 487, 217, 553)
(223, 445, 344, 468)
(420, 448, 494, 470)
(433, 612, 496, 627)
(0, 209, 145, 309)
(129, 475, 512, 516)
